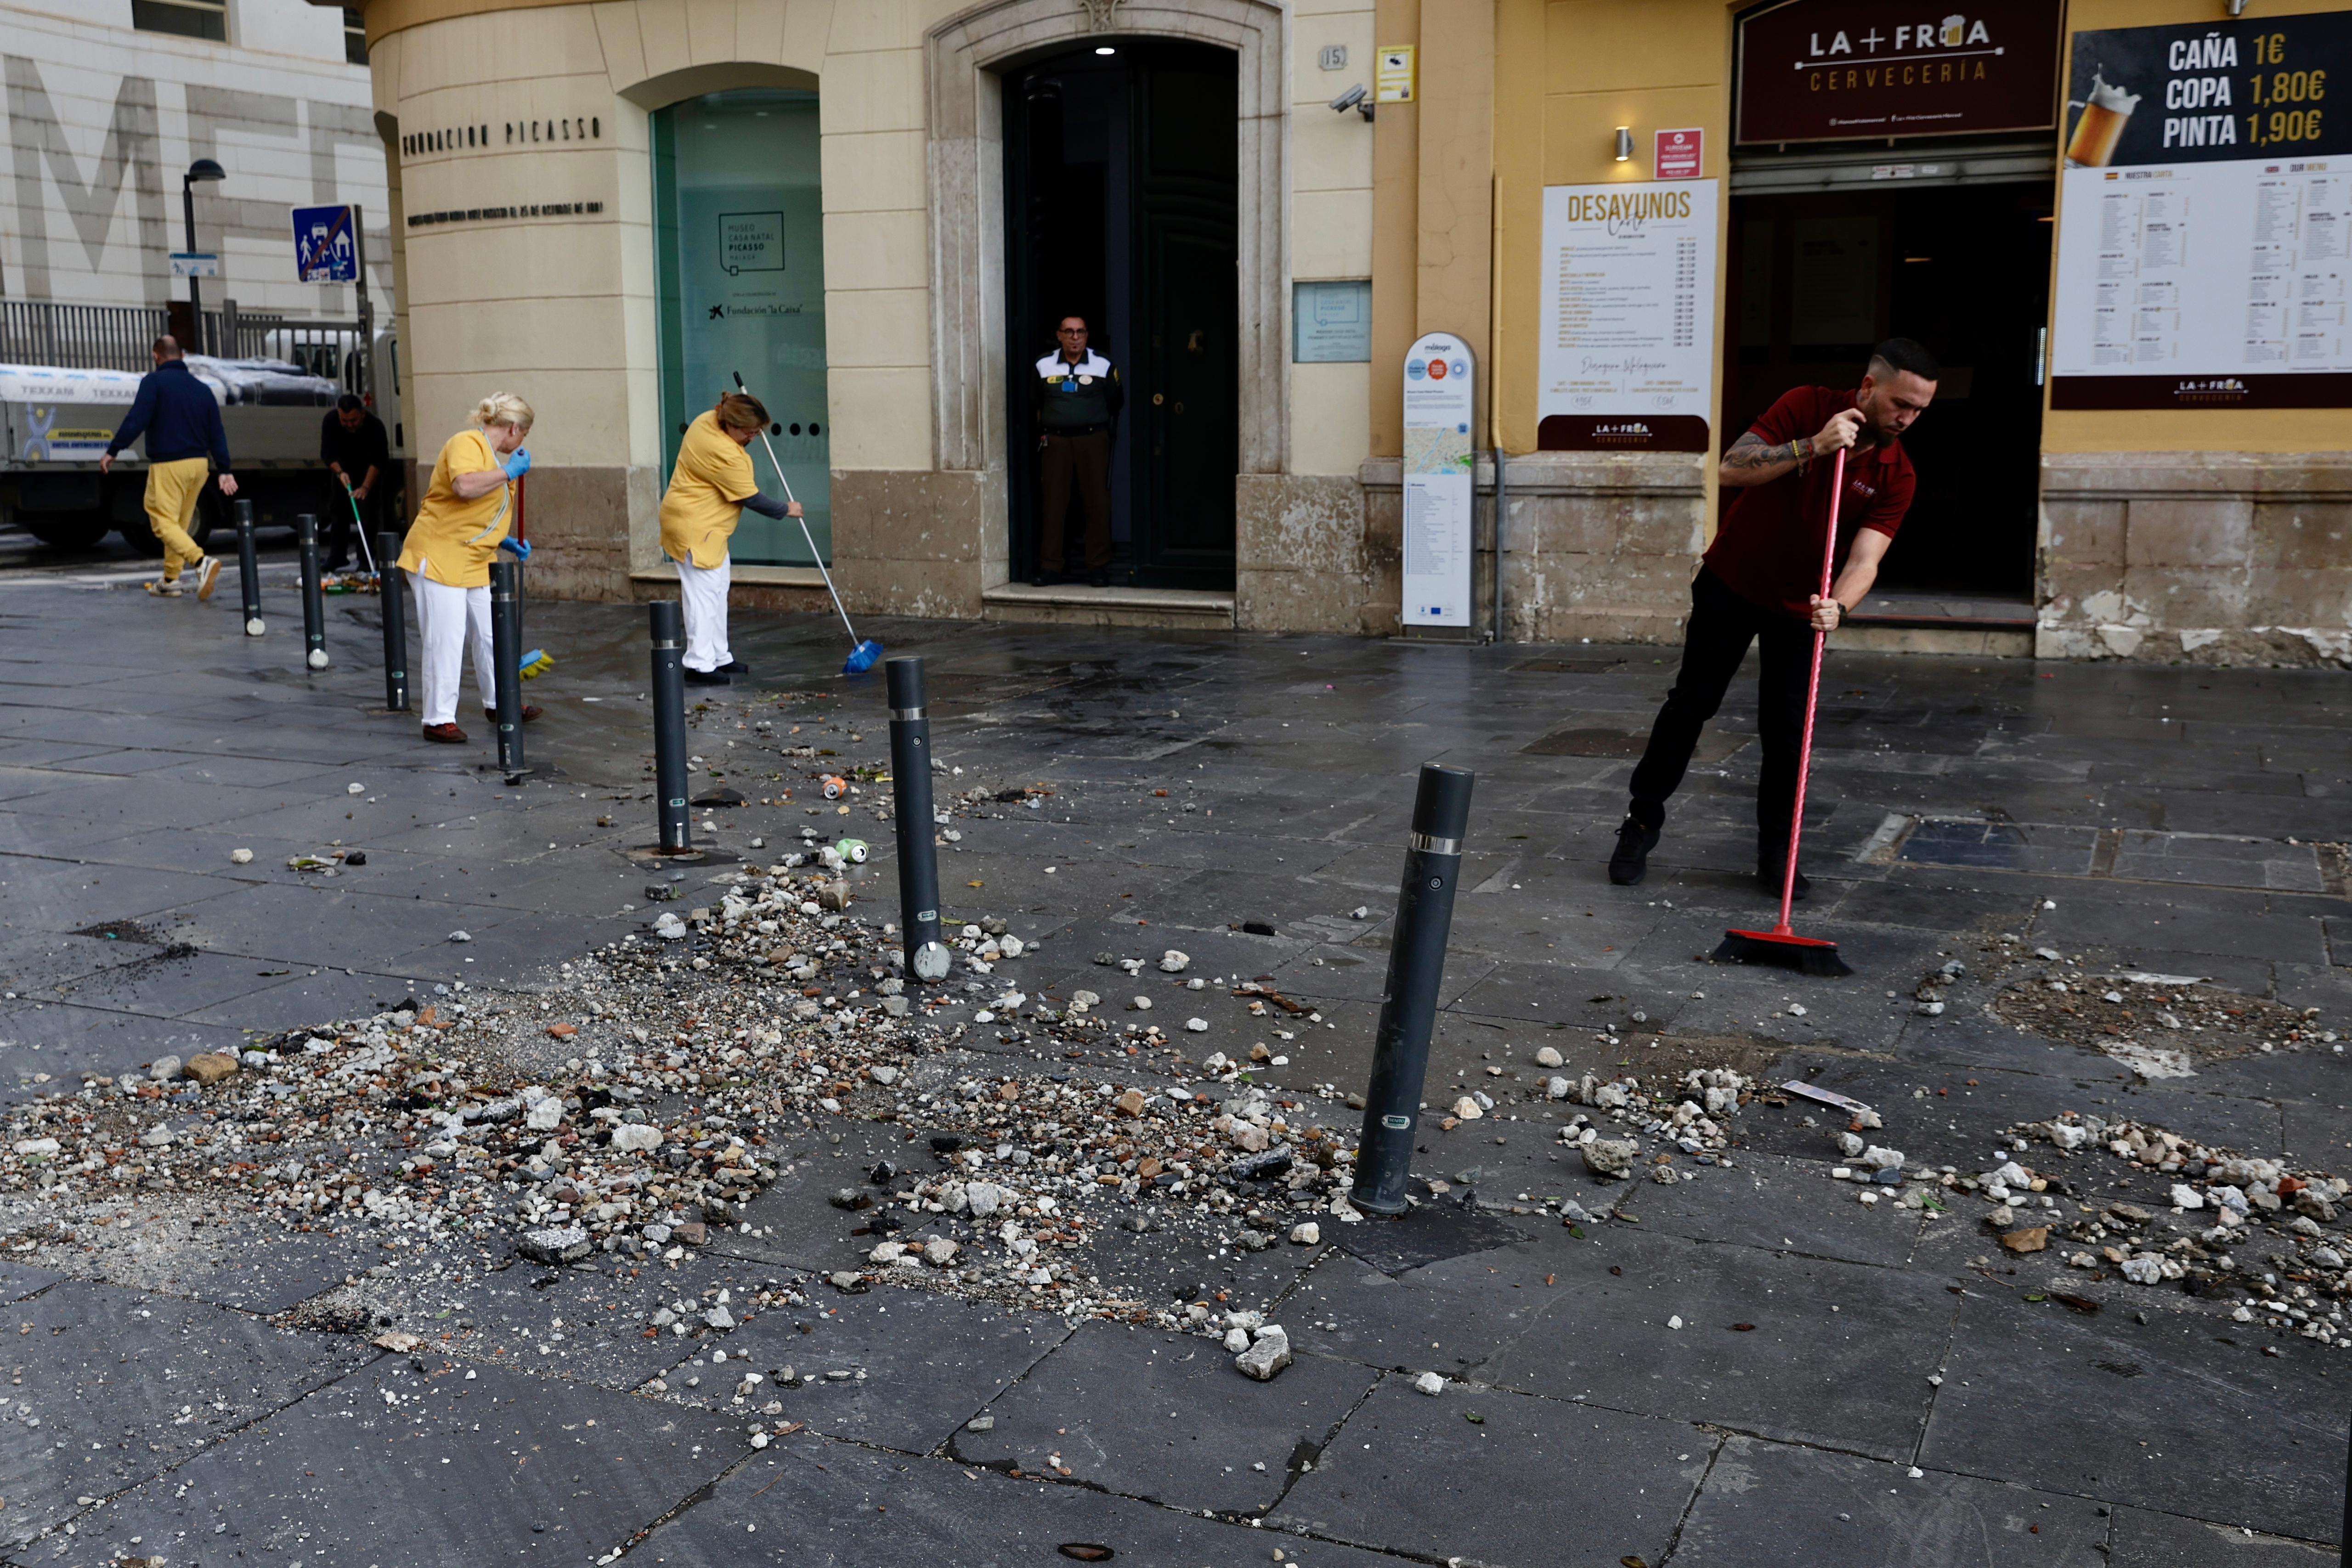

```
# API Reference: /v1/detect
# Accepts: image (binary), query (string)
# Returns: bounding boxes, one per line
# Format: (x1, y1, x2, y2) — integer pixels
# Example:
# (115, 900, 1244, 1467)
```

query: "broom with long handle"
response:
(1712, 446, 1854, 977)
(731, 371, 882, 675)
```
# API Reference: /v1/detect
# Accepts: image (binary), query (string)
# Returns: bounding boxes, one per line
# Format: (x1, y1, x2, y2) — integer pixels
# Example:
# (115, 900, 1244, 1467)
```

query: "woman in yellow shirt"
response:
(396, 391, 535, 743)
(659, 391, 799, 685)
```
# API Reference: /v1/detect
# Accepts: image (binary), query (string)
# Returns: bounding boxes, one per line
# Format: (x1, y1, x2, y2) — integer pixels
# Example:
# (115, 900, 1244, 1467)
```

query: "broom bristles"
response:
(1712, 929, 1854, 977)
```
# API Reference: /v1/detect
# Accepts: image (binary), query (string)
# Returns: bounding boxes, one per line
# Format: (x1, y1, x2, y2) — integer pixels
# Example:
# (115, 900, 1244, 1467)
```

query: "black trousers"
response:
(322, 479, 380, 565)
(1627, 567, 1817, 852)
(1038, 429, 1112, 572)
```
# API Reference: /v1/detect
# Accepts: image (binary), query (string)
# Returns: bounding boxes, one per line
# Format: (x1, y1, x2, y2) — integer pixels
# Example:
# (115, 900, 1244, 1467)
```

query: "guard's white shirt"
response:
(1034, 350, 1114, 382)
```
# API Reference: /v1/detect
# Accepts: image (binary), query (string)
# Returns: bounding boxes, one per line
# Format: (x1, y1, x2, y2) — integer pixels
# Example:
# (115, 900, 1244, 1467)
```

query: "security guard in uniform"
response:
(1031, 316, 1122, 587)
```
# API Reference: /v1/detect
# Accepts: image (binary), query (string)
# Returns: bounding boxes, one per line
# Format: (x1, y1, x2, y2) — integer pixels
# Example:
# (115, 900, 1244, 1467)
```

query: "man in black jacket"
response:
(319, 394, 391, 571)
(1031, 316, 1122, 587)
(99, 336, 237, 599)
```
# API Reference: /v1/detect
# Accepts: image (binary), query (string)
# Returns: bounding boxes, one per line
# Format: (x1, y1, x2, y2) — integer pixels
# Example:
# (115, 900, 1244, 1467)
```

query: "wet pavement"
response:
(0, 562, 2347, 1566)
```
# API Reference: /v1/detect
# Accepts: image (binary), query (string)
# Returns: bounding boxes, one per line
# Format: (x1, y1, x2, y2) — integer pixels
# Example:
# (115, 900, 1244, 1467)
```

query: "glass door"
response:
(652, 89, 829, 566)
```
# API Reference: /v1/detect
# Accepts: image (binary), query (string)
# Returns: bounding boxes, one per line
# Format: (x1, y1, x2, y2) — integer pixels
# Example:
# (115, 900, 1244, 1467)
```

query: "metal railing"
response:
(0, 299, 363, 383)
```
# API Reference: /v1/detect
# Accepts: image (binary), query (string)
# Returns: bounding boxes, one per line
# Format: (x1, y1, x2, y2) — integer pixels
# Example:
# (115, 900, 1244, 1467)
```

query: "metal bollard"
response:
(296, 514, 327, 670)
(1350, 763, 1476, 1216)
(884, 658, 950, 982)
(648, 602, 691, 853)
(234, 499, 263, 636)
(489, 560, 525, 778)
(377, 532, 408, 711)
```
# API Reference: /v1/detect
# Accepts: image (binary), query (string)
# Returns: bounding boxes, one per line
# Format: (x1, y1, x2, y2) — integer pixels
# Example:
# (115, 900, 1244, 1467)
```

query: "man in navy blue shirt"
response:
(99, 336, 238, 598)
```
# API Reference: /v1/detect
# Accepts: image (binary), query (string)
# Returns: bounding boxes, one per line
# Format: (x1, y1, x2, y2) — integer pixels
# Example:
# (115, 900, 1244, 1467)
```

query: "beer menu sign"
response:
(2051, 13, 2352, 410)
(1736, 0, 2061, 144)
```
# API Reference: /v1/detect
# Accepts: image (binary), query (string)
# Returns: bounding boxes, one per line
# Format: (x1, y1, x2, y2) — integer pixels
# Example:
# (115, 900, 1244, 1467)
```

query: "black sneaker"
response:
(718, 659, 750, 676)
(1030, 569, 1058, 587)
(1607, 817, 1659, 885)
(684, 668, 731, 686)
(1756, 851, 1812, 902)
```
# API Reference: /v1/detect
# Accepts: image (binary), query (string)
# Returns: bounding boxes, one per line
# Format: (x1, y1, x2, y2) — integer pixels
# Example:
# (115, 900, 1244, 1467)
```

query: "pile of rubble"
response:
(1973, 1110, 2352, 1343)
(1987, 951, 2336, 1079)
(0, 859, 1362, 1333)
(1552, 1066, 1753, 1190)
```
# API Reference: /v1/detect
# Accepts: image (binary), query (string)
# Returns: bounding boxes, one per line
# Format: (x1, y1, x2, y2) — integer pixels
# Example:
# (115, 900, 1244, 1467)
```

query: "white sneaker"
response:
(194, 556, 221, 600)
(145, 579, 184, 598)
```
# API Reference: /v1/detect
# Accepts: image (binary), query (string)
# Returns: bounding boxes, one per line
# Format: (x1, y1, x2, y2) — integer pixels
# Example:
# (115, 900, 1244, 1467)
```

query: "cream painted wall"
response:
(1290, 0, 1376, 476)
(369, 0, 950, 483)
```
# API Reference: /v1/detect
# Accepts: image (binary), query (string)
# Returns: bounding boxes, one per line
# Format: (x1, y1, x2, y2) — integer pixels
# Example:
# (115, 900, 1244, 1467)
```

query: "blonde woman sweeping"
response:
(396, 392, 540, 744)
(659, 391, 800, 685)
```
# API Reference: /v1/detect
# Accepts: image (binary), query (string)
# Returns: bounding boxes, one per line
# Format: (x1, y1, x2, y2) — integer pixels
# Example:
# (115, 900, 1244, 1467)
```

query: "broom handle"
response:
(1776, 446, 1845, 934)
(731, 372, 860, 649)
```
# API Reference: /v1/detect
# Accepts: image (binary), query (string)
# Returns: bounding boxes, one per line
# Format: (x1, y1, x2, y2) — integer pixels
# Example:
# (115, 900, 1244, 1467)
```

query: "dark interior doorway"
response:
(1723, 180, 2053, 598)
(1003, 41, 1238, 591)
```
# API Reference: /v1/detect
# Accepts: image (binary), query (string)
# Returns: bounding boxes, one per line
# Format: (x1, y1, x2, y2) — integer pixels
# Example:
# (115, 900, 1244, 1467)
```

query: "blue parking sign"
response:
(292, 204, 359, 282)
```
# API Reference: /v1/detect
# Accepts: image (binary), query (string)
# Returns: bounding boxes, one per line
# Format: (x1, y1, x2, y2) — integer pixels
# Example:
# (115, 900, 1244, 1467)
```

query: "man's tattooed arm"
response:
(1718, 430, 1802, 488)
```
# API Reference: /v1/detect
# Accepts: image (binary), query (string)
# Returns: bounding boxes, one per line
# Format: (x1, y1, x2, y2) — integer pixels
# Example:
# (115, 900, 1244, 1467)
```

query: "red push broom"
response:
(1713, 446, 1854, 977)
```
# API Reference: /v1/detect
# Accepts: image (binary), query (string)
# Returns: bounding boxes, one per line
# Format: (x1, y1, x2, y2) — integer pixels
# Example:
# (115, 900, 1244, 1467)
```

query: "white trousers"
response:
(409, 569, 496, 727)
(678, 553, 732, 672)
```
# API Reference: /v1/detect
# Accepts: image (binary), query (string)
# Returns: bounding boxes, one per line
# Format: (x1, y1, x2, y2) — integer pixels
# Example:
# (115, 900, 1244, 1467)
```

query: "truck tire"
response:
(17, 515, 110, 550)
(117, 512, 165, 557)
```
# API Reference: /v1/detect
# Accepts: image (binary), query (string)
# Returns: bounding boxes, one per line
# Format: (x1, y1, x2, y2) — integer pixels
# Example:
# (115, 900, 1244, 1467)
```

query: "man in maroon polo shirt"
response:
(1609, 338, 1939, 895)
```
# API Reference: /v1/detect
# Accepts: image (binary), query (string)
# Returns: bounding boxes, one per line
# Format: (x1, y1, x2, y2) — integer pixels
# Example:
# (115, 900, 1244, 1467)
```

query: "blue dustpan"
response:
(843, 638, 884, 675)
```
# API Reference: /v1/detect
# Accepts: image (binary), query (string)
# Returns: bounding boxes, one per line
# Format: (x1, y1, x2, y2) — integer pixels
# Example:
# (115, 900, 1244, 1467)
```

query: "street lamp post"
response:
(181, 159, 226, 354)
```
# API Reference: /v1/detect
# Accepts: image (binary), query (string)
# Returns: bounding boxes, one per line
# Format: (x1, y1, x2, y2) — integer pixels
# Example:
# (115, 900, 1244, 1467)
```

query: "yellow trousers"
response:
(143, 457, 209, 580)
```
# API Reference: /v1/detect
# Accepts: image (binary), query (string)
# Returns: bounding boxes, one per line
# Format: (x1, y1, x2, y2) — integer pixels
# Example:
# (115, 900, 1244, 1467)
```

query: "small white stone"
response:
(1667, 1315, 1683, 1331)
(1413, 1371, 1446, 1396)
(1533, 1046, 1563, 1069)
(1289, 1222, 1320, 1246)
(1159, 949, 1191, 973)
(1185, 1017, 1210, 1033)
(347, 782, 365, 795)
(229, 848, 254, 865)
(2169, 1183, 2203, 1210)
(1223, 1327, 1251, 1354)
(1451, 1096, 1483, 1121)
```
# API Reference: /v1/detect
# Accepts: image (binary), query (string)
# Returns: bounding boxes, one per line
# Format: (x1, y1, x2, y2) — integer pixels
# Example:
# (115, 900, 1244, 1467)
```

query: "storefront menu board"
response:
(1536, 181, 1719, 452)
(2052, 12, 2351, 410)
(1402, 332, 1474, 628)
(1735, 0, 2061, 145)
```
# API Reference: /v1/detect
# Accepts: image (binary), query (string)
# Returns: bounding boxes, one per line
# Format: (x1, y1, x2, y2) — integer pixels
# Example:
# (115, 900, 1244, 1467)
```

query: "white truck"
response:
(0, 316, 402, 555)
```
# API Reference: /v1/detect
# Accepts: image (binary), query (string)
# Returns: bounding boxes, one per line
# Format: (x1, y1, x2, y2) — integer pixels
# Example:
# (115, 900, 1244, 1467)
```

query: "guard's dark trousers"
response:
(1038, 429, 1112, 573)
(1627, 567, 1814, 855)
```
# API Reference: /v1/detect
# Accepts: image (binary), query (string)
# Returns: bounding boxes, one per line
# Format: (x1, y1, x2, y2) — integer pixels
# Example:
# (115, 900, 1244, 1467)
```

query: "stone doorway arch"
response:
(925, 0, 1289, 513)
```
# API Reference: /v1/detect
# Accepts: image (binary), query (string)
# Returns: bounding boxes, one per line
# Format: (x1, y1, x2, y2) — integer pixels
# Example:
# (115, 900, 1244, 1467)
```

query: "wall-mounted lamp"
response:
(1613, 127, 1634, 162)
(1330, 83, 1374, 122)
(1094, 44, 1117, 55)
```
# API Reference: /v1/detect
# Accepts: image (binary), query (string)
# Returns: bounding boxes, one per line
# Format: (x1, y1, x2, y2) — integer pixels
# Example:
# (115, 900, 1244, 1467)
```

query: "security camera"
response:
(1329, 83, 1373, 121)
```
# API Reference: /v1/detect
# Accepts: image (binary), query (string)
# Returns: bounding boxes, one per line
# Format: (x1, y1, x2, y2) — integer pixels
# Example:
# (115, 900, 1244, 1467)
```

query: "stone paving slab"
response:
(1671, 1433, 2112, 1566)
(1488, 1224, 1957, 1461)
(1270, 1374, 1709, 1566)
(0, 1279, 371, 1549)
(2107, 1506, 2336, 1565)
(954, 1318, 1375, 1515)
(1921, 1292, 2346, 1541)
(42, 1358, 744, 1568)
(630, 1433, 1413, 1568)
(702, 1283, 1070, 1455)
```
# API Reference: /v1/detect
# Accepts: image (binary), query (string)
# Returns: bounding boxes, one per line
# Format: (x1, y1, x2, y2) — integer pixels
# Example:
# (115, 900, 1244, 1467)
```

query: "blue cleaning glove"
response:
(499, 537, 532, 561)
(502, 447, 533, 480)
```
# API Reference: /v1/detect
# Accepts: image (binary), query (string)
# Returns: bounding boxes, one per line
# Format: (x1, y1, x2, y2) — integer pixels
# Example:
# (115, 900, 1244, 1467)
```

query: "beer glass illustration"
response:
(2066, 73, 2140, 167)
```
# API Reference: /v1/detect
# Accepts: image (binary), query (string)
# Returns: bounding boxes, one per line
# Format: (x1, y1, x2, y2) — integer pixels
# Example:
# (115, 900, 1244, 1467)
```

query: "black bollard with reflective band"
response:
(296, 514, 328, 669)
(489, 560, 525, 778)
(1350, 764, 1476, 1216)
(648, 602, 691, 853)
(234, 499, 263, 636)
(377, 532, 408, 711)
(884, 658, 950, 983)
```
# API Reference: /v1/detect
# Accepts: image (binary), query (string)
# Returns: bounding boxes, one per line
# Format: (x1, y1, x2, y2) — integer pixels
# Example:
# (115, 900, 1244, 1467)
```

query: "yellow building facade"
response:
(344, 0, 2352, 662)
